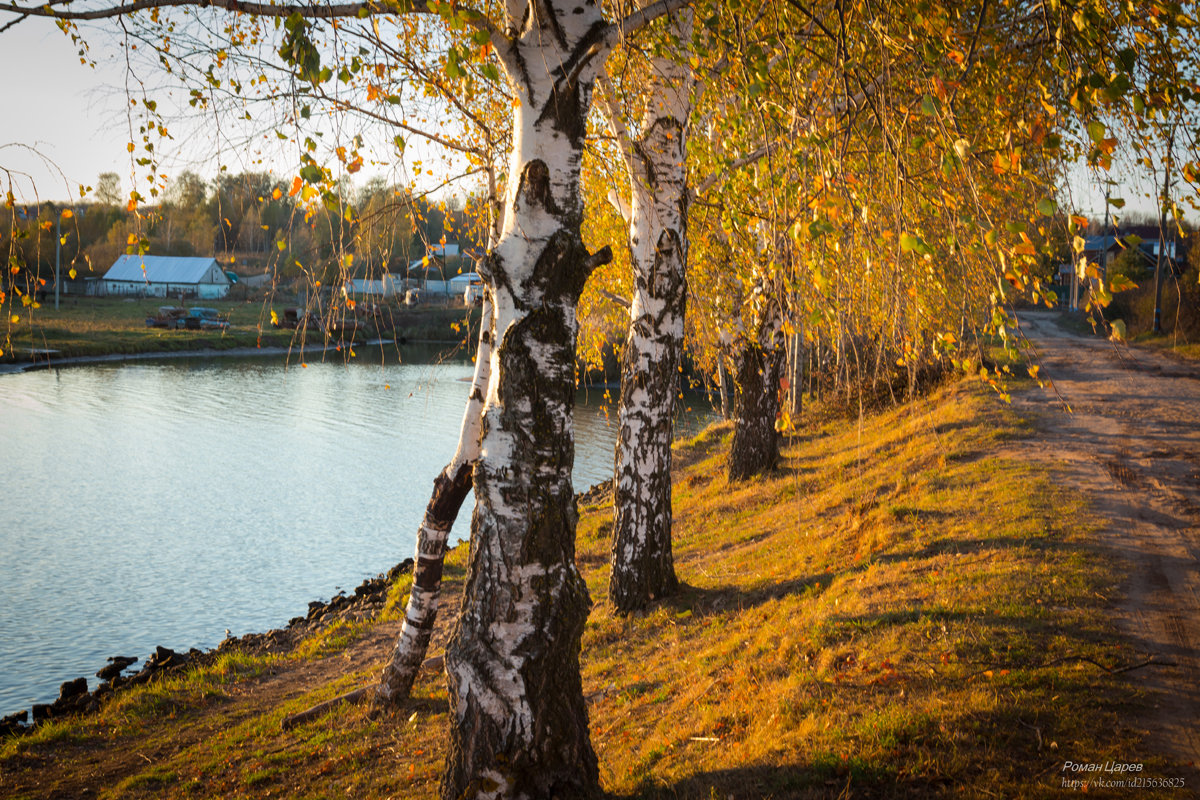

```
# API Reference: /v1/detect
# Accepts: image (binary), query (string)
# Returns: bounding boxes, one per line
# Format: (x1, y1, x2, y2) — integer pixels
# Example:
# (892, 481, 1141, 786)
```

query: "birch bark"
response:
(728, 289, 785, 481)
(374, 297, 494, 706)
(441, 2, 614, 795)
(608, 8, 693, 614)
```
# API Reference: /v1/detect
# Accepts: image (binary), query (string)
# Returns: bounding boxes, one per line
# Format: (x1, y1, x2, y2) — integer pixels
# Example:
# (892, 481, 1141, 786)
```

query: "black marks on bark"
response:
(728, 342, 785, 482)
(536, 78, 589, 147)
(526, 228, 595, 308)
(610, 226, 686, 613)
(515, 159, 561, 217)
(533, 0, 570, 50)
(375, 461, 474, 707)
(442, 224, 600, 798)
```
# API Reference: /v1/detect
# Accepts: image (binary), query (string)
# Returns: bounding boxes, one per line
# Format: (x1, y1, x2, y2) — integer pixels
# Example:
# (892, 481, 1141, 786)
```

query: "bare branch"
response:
(595, 71, 636, 180)
(595, 287, 631, 309)
(0, 0, 505, 50)
(601, 0, 690, 52)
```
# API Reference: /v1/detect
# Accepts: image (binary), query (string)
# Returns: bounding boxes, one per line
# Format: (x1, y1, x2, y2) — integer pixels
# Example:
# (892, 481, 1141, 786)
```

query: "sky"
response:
(0, 25, 135, 203)
(0, 19, 463, 206)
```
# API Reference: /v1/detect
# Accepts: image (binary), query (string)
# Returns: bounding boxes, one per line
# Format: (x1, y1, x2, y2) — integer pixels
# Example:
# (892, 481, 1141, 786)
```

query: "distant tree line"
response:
(2, 170, 479, 290)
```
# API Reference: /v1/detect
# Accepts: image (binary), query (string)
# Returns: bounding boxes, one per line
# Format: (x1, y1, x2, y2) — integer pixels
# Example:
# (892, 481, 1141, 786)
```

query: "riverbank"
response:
(0, 297, 480, 369)
(4, 374, 1188, 797)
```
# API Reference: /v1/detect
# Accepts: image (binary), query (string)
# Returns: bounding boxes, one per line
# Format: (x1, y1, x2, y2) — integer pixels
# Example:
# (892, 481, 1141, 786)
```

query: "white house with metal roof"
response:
(102, 255, 231, 299)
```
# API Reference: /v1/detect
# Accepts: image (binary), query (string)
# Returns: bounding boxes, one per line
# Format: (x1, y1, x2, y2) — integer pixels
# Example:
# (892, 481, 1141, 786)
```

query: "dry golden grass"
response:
(0, 377, 1167, 799)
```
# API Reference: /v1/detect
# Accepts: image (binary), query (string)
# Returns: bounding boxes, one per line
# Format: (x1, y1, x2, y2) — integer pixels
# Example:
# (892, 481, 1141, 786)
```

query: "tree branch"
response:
(601, 0, 691, 52)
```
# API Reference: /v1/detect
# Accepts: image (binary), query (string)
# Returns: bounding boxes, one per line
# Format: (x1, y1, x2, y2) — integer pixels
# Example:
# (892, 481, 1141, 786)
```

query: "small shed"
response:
(103, 255, 231, 299)
(345, 274, 403, 297)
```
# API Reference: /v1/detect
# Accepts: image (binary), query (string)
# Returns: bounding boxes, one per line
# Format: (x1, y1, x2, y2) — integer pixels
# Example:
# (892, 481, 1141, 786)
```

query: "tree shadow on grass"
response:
(602, 702, 1124, 799)
(604, 758, 940, 799)
(658, 574, 836, 619)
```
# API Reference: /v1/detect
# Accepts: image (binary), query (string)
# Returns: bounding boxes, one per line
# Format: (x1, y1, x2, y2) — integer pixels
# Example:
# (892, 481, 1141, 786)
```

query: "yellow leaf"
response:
(10, 314, 18, 323)
(69, 269, 77, 279)
(127, 142, 135, 152)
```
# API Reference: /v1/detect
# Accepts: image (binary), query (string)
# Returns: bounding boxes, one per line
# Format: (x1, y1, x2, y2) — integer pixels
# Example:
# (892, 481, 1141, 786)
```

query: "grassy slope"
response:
(0, 378, 1167, 798)
(0, 299, 478, 361)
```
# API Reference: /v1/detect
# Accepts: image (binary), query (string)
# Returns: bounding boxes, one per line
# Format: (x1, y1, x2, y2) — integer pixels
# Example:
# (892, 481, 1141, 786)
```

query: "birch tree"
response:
(0, 1, 689, 796)
(596, 6, 693, 613)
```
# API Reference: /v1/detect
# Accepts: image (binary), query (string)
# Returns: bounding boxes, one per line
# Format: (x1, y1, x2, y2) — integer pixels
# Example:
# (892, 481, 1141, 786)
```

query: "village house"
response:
(102, 255, 232, 299)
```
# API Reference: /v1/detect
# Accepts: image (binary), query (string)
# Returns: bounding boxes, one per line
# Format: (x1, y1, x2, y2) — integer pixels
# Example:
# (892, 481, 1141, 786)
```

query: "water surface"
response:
(0, 346, 714, 716)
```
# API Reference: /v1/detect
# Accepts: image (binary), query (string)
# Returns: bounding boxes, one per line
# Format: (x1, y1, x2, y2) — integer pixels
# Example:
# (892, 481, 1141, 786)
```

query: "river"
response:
(0, 345, 716, 717)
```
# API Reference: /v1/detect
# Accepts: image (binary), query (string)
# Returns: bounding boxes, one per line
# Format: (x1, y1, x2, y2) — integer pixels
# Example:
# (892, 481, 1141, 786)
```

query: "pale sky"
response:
(0, 19, 461, 205)
(0, 24, 135, 203)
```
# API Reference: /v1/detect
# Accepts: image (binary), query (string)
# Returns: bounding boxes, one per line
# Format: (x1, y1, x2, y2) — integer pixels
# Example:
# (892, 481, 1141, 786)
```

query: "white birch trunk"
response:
(442, 3, 613, 795)
(374, 295, 494, 706)
(609, 8, 693, 613)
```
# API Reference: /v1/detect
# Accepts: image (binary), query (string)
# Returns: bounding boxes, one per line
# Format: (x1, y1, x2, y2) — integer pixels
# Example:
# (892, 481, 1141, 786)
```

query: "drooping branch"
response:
(0, 0, 521, 72)
(2, 0, 420, 22)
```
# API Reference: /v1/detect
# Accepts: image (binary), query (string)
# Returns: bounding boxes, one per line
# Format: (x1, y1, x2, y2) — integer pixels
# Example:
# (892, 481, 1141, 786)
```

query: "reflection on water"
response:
(0, 346, 715, 715)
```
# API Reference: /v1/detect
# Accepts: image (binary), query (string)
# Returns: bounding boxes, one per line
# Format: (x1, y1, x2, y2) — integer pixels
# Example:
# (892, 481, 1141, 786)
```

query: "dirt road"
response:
(1014, 310, 1200, 776)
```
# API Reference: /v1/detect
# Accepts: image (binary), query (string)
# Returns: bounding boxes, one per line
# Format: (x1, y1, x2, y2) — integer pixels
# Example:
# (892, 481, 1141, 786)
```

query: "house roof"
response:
(104, 255, 228, 285)
(1083, 235, 1122, 253)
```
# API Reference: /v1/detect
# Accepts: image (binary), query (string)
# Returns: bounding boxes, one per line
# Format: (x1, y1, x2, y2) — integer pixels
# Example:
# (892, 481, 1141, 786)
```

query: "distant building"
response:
(345, 274, 404, 297)
(102, 255, 231, 299)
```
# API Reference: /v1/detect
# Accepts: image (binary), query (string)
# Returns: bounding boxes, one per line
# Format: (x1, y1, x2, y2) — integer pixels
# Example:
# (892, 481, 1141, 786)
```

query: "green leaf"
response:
(300, 165, 323, 184)
(1109, 319, 1127, 341)
(920, 94, 937, 116)
(1087, 120, 1106, 143)
(808, 218, 836, 238)
(899, 232, 922, 253)
(1108, 197, 1126, 209)
(1109, 274, 1138, 292)
(1036, 198, 1057, 217)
